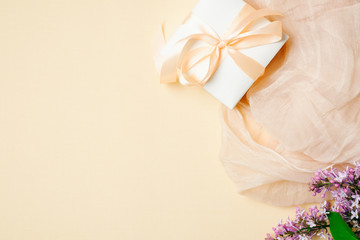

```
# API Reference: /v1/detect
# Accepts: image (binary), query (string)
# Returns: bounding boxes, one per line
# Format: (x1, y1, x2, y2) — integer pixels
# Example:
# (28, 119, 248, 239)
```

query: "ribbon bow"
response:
(157, 4, 283, 86)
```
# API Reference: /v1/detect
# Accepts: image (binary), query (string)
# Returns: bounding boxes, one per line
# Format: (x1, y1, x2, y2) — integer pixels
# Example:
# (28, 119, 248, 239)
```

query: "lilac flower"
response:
(266, 205, 331, 240)
(310, 163, 360, 236)
(267, 162, 360, 239)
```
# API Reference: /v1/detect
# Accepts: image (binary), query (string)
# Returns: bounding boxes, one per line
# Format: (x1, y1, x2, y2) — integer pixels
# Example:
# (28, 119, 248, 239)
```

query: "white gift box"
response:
(159, 0, 289, 109)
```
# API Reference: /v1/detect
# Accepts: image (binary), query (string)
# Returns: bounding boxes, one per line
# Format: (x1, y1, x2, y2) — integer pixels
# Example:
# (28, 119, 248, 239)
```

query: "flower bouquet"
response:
(266, 162, 360, 240)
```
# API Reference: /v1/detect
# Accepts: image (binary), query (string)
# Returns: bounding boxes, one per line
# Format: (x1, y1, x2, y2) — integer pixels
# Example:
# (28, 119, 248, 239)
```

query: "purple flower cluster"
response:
(266, 162, 360, 240)
(311, 162, 360, 236)
(265, 203, 331, 240)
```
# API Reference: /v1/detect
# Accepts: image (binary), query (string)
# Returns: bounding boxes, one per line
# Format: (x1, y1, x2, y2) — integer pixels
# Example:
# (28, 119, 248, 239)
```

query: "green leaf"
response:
(327, 211, 359, 240)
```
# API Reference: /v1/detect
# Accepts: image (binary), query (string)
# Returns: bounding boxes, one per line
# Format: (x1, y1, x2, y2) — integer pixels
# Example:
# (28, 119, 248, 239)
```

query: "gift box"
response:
(155, 0, 289, 109)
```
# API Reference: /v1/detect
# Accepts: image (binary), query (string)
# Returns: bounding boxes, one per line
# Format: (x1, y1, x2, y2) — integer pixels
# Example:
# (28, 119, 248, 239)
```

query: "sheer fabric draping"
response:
(220, 0, 360, 206)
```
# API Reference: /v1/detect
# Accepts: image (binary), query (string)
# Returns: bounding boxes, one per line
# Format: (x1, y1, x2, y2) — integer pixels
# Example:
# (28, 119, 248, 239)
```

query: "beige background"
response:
(0, 0, 302, 239)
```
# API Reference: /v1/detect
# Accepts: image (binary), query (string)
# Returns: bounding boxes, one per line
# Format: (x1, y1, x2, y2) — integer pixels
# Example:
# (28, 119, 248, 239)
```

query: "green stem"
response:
(298, 224, 330, 232)
(280, 223, 330, 238)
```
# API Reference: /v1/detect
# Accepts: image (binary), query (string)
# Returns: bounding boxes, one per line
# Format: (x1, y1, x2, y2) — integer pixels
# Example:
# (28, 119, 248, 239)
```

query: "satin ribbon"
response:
(156, 4, 283, 86)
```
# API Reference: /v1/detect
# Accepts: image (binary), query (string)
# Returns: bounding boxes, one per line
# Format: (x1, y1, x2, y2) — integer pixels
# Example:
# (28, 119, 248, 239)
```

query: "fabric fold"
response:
(219, 0, 360, 206)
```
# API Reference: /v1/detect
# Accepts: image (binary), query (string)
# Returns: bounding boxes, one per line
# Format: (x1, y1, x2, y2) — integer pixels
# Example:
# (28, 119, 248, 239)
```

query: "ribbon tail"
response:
(153, 25, 179, 84)
(229, 21, 283, 48)
(225, 4, 283, 40)
(227, 48, 265, 80)
(198, 47, 221, 86)
(160, 54, 181, 84)
(153, 25, 166, 74)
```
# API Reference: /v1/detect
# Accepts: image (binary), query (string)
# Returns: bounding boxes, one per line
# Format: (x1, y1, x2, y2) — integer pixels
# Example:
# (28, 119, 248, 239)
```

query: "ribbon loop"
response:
(157, 3, 284, 86)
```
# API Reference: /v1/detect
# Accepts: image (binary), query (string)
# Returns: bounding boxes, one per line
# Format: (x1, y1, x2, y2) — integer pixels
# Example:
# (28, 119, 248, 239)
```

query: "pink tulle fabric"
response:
(220, 0, 360, 206)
